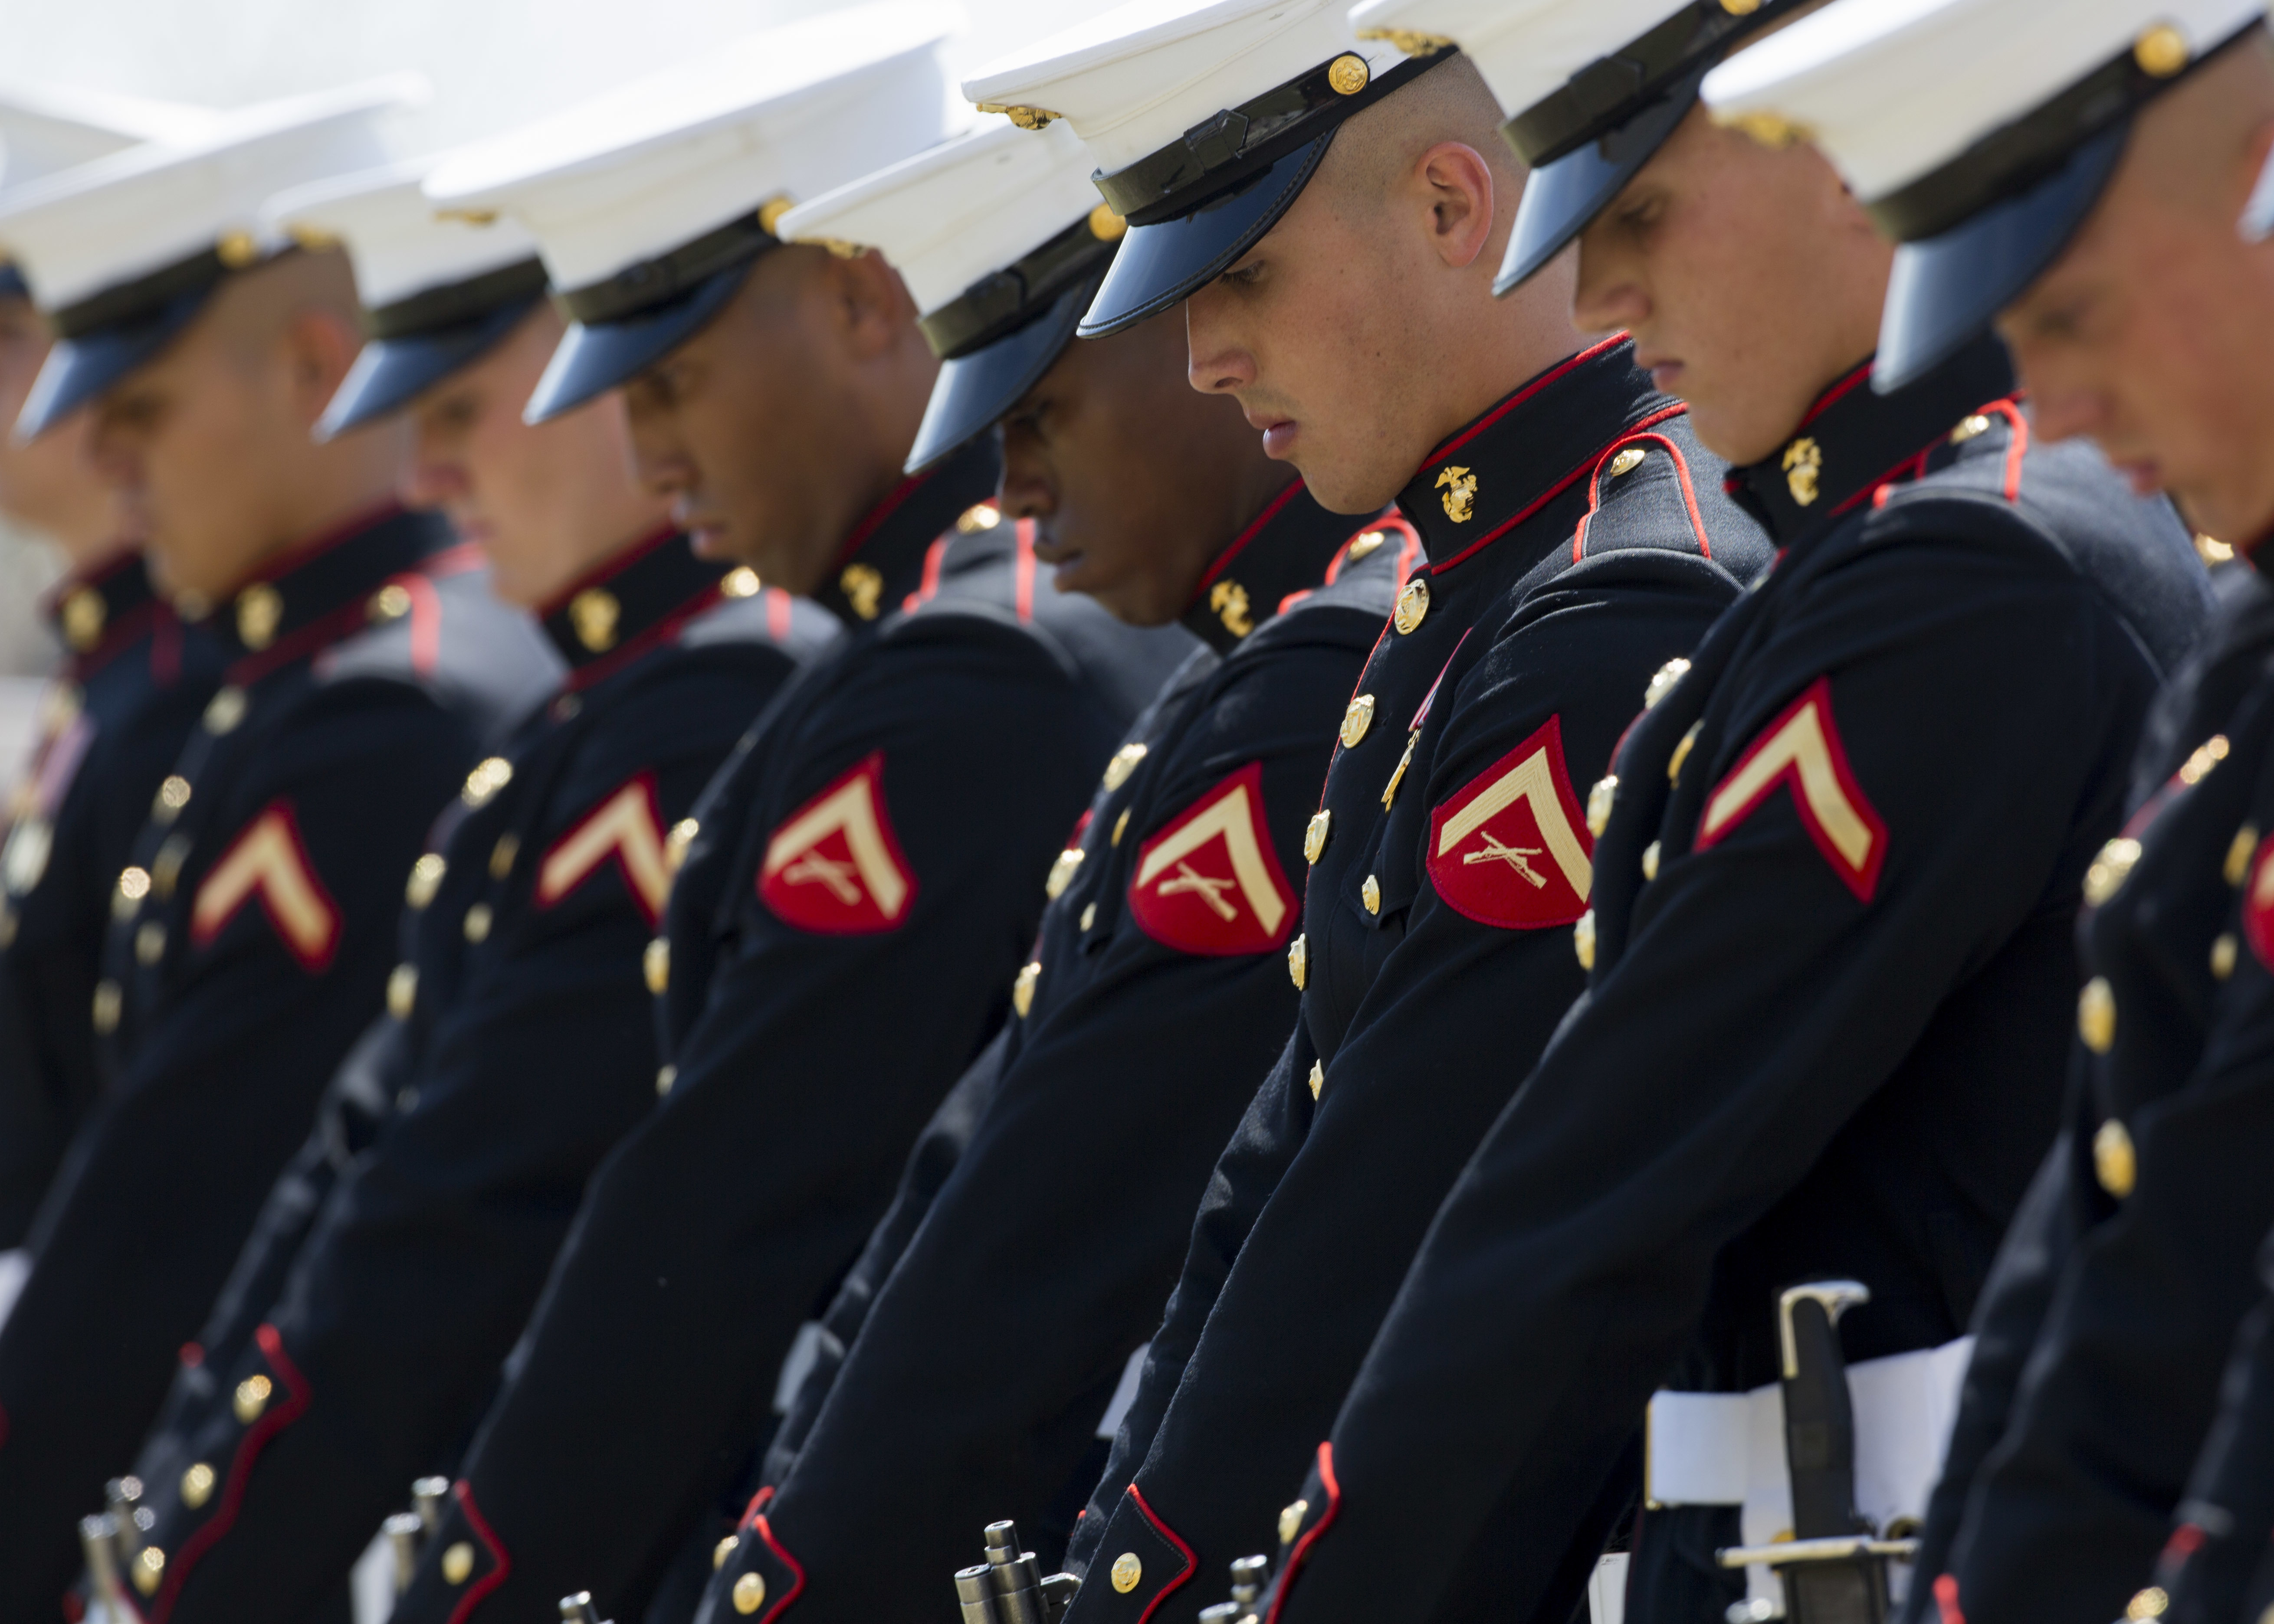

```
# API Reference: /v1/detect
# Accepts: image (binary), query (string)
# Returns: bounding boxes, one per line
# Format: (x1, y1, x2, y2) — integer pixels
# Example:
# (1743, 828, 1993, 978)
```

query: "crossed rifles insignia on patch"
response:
(1128, 761, 1299, 956)
(1428, 717, 1595, 930)
(758, 752, 918, 934)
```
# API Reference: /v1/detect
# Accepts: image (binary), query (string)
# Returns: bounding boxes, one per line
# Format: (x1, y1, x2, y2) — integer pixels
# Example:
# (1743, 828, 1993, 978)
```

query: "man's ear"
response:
(832, 248, 916, 361)
(281, 308, 360, 424)
(1416, 141, 1498, 271)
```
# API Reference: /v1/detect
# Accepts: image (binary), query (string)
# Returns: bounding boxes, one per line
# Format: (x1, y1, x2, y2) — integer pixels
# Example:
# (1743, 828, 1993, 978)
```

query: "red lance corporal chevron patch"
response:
(1427, 715, 1594, 930)
(1128, 761, 1299, 955)
(757, 752, 917, 935)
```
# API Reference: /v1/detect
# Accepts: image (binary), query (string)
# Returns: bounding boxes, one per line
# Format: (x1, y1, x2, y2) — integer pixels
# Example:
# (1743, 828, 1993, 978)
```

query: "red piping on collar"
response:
(40, 541, 139, 614)
(1431, 401, 1689, 575)
(1421, 333, 1631, 469)
(1851, 393, 2028, 519)
(835, 468, 930, 570)
(563, 577, 731, 694)
(1796, 359, 1875, 432)
(902, 537, 952, 615)
(1190, 477, 1307, 604)
(221, 501, 405, 602)
(533, 524, 681, 619)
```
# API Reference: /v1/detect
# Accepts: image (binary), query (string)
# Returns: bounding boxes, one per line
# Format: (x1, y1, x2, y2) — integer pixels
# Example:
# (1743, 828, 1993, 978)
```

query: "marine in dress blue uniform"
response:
(88, 162, 838, 1624)
(0, 85, 562, 1618)
(1237, 4, 2213, 1618)
(387, 18, 1191, 1620)
(1704, 10, 2274, 1624)
(0, 555, 221, 1250)
(693, 118, 1411, 1624)
(952, 13, 1775, 1624)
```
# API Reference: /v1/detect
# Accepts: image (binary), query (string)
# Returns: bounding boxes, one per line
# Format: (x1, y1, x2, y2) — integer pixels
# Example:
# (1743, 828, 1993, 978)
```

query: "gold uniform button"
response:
(1103, 742, 1148, 792)
(1308, 1061, 1324, 1100)
(1080, 902, 1098, 932)
(92, 979, 121, 1034)
(388, 964, 418, 1020)
(1667, 723, 1700, 785)
(1045, 846, 1085, 899)
(2134, 23, 2189, 76)
(645, 938, 670, 995)
(656, 1065, 677, 1097)
(1111, 1552, 1143, 1594)
(154, 775, 192, 821)
(1288, 933, 1307, 991)
(715, 1534, 740, 1569)
(236, 583, 282, 649)
(1345, 529, 1385, 561)
(462, 757, 513, 809)
(181, 1461, 215, 1509)
(442, 1540, 476, 1585)
(153, 835, 190, 900)
(957, 503, 1002, 534)
(203, 686, 248, 735)
(667, 819, 699, 875)
(1326, 51, 1370, 95)
(1111, 809, 1130, 847)
(1643, 658, 1690, 710)
(1012, 960, 1041, 1018)
(2078, 976, 2116, 1053)
(2229, 824, 2260, 887)
(2084, 838, 2141, 907)
(1279, 1499, 1310, 1545)
(369, 583, 413, 622)
(2128, 1590, 2169, 1624)
(406, 853, 446, 909)
(1949, 414, 1992, 445)
(722, 567, 761, 597)
(1608, 446, 1647, 478)
(115, 864, 151, 916)
(132, 1546, 165, 1596)
(135, 922, 166, 965)
(61, 586, 105, 651)
(463, 904, 493, 944)
(733, 1571, 768, 1614)
(2181, 735, 2230, 785)
(1361, 874, 1381, 915)
(1393, 579, 1430, 635)
(2214, 933, 2239, 980)
(2095, 1119, 2138, 1199)
(1340, 694, 1376, 749)
(233, 1373, 272, 1424)
(1574, 910, 1596, 972)
(1304, 810, 1332, 864)
(1643, 842, 1664, 884)
(1587, 776, 1618, 838)
(489, 833, 519, 880)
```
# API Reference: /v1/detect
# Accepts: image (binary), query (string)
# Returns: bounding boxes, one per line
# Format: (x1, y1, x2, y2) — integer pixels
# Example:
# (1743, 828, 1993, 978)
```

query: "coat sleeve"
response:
(0, 679, 475, 1621)
(1270, 535, 2151, 1624)
(389, 624, 1131, 1624)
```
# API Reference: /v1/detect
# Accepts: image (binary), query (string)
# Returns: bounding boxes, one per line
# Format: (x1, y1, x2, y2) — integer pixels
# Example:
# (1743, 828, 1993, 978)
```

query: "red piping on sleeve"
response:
(151, 1326, 311, 1622)
(1014, 520, 1037, 624)
(1423, 334, 1631, 466)
(1932, 1575, 1965, 1624)
(1261, 1443, 1341, 1624)
(445, 1480, 512, 1624)
(1573, 426, 1710, 563)
(1124, 1485, 1199, 1624)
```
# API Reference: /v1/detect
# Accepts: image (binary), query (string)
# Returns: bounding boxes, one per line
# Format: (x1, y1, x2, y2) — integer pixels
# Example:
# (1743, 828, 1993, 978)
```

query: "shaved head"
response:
(1998, 27, 2274, 543)
(89, 246, 408, 599)
(1183, 52, 1587, 511)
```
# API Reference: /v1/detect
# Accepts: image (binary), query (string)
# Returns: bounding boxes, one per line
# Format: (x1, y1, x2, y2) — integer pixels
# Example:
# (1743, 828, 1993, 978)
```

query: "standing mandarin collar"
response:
(191, 504, 461, 681)
(1726, 334, 2017, 549)
(1178, 480, 1371, 655)
(1396, 334, 1681, 574)
(46, 548, 163, 677)
(538, 527, 748, 689)
(812, 438, 1001, 630)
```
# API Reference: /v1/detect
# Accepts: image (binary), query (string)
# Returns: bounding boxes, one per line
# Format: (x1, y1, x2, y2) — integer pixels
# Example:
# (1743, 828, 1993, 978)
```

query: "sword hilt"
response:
(560, 1591, 610, 1624)
(385, 1512, 425, 1593)
(81, 1513, 126, 1610)
(412, 1473, 450, 1535)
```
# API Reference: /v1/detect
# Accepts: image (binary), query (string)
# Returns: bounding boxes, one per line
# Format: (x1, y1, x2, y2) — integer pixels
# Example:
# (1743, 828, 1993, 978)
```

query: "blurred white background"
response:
(0, 0, 1097, 684)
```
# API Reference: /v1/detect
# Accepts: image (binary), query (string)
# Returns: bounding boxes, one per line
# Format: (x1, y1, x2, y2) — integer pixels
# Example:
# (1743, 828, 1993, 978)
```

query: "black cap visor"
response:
(1080, 135, 1330, 338)
(1496, 63, 1706, 296)
(1877, 121, 2126, 393)
(15, 286, 211, 442)
(318, 296, 544, 440)
(524, 260, 750, 425)
(909, 269, 1101, 476)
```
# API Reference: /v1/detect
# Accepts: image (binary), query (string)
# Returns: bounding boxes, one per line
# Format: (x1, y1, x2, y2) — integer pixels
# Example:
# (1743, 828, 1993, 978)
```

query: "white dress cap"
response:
(1345, 0, 1688, 124)
(776, 119, 1106, 319)
(1701, 0, 2267, 205)
(963, 0, 1403, 173)
(0, 84, 217, 193)
(264, 160, 538, 314)
(423, 2, 965, 298)
(0, 75, 425, 316)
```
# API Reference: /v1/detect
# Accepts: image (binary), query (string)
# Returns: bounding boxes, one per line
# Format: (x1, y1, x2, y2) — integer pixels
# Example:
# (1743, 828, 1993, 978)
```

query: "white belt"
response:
(1644, 1336, 1972, 1613)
